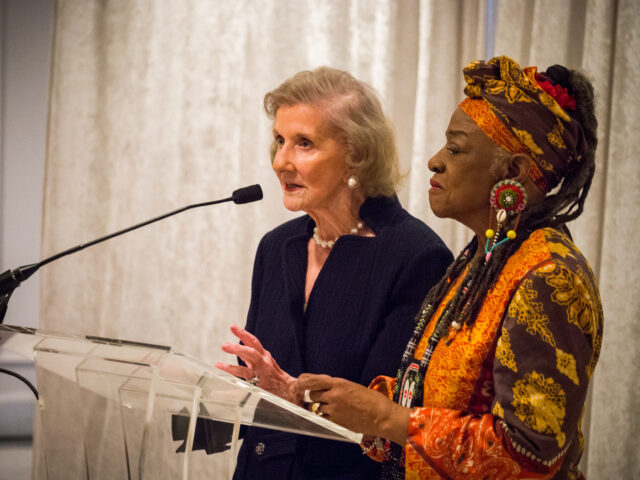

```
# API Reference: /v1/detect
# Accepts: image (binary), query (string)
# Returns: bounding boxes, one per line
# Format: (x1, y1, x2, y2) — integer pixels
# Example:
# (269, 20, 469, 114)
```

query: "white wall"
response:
(0, 0, 54, 437)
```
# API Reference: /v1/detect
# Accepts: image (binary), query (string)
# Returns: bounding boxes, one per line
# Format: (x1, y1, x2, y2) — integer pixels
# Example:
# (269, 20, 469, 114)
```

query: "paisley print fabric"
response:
(405, 409, 551, 480)
(367, 228, 603, 479)
(459, 98, 528, 156)
(461, 56, 587, 193)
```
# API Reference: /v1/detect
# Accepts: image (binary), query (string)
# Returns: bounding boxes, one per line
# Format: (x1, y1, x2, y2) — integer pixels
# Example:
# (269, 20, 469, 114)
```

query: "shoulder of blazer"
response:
(260, 215, 309, 246)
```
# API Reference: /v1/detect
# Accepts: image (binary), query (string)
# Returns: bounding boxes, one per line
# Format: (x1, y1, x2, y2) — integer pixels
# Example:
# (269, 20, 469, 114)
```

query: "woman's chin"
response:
(427, 197, 446, 218)
(282, 198, 304, 212)
(282, 188, 310, 211)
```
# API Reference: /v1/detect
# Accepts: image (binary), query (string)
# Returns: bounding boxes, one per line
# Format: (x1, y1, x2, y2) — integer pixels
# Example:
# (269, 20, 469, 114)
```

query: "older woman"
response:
(293, 56, 603, 480)
(215, 67, 452, 479)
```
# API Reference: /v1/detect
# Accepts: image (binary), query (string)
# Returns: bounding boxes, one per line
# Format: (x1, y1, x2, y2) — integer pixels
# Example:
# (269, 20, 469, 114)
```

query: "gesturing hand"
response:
(291, 374, 411, 445)
(215, 325, 295, 401)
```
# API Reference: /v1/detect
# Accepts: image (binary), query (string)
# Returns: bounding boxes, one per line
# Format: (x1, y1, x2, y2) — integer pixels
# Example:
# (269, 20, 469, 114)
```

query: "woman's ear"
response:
(506, 153, 532, 184)
(507, 153, 546, 205)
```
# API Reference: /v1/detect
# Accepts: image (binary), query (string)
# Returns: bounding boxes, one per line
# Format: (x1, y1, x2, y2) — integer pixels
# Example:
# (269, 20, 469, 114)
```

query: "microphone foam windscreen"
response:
(231, 184, 263, 204)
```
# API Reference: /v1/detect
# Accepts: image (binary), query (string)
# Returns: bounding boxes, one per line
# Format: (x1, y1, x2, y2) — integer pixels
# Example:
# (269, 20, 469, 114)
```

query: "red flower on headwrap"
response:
(535, 75, 576, 111)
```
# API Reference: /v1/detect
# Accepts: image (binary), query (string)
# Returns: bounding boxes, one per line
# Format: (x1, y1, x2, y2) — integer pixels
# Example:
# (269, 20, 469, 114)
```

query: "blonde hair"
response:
(264, 67, 400, 197)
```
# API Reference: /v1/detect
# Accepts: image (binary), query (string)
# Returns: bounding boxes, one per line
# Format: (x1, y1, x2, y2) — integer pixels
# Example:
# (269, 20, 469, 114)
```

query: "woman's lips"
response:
(429, 178, 443, 191)
(284, 183, 303, 192)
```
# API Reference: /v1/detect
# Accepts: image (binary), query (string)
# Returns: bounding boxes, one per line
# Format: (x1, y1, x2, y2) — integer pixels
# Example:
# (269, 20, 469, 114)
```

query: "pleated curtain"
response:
(38, 0, 639, 477)
(494, 1, 640, 477)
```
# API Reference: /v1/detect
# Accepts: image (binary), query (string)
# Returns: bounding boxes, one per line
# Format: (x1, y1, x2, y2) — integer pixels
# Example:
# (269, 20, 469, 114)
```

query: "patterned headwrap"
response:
(459, 56, 587, 193)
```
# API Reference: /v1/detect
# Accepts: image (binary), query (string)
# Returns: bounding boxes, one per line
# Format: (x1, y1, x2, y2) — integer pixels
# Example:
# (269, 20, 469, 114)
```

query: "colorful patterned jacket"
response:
(368, 227, 603, 480)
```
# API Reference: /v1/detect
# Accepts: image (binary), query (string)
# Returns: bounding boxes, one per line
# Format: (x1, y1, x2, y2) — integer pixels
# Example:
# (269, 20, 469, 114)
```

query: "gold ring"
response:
(311, 401, 323, 416)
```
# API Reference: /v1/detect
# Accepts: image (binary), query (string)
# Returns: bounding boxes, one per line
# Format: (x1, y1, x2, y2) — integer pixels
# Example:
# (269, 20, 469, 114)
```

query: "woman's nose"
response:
(272, 144, 292, 172)
(427, 148, 445, 173)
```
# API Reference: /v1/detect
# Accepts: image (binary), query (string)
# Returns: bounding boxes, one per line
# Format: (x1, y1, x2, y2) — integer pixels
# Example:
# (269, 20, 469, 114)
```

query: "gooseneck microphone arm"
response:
(0, 184, 262, 400)
(0, 184, 263, 324)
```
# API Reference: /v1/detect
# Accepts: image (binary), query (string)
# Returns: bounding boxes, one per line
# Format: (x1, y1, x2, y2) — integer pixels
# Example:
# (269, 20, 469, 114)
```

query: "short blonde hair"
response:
(264, 67, 400, 198)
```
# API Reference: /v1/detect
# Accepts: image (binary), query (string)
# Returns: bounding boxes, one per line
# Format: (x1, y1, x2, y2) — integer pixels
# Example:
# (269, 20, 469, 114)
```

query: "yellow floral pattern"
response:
(493, 401, 505, 419)
(546, 228, 578, 248)
(512, 371, 567, 448)
(487, 83, 535, 104)
(542, 263, 601, 337)
(548, 240, 573, 259)
(496, 327, 518, 372)
(508, 278, 556, 347)
(586, 333, 602, 379)
(556, 348, 580, 386)
(547, 118, 567, 150)
(538, 90, 572, 122)
(577, 406, 586, 452)
(513, 128, 544, 155)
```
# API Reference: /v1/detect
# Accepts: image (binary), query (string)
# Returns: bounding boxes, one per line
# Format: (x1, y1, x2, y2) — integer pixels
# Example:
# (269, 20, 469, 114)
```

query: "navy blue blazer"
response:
(235, 196, 453, 480)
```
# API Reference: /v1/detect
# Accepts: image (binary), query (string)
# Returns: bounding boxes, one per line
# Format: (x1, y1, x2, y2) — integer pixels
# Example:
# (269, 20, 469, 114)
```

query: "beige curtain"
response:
(39, 0, 639, 478)
(39, 0, 487, 477)
(494, 0, 640, 477)
(407, 0, 488, 255)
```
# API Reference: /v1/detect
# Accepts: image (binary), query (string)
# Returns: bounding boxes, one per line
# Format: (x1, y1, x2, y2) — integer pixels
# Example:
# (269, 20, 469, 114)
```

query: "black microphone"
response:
(0, 184, 263, 322)
(231, 184, 263, 204)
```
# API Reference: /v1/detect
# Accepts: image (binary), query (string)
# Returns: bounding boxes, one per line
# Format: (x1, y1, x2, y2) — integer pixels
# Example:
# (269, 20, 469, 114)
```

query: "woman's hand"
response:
(291, 373, 411, 445)
(215, 325, 295, 401)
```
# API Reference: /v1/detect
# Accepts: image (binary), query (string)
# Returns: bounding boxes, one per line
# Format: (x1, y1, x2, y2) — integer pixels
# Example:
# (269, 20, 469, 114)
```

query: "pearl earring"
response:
(347, 176, 359, 189)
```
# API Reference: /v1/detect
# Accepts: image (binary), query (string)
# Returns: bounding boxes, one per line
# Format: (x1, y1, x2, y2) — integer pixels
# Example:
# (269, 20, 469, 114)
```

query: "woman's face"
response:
(428, 107, 501, 232)
(271, 103, 350, 214)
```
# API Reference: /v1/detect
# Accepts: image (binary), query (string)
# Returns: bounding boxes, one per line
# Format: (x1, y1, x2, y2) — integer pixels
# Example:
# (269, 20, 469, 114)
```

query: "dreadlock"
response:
(419, 66, 598, 337)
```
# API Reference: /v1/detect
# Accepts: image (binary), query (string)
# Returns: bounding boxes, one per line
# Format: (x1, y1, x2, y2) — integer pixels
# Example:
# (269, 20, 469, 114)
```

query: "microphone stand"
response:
(0, 185, 262, 324)
(0, 199, 229, 323)
(0, 184, 263, 398)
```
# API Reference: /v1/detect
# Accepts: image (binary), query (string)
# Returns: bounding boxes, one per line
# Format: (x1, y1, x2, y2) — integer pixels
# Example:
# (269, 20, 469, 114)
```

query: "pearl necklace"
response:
(313, 222, 364, 249)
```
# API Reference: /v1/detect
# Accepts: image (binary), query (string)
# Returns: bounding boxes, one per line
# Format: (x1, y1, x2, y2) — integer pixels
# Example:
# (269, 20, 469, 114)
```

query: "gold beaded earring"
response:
(485, 179, 528, 262)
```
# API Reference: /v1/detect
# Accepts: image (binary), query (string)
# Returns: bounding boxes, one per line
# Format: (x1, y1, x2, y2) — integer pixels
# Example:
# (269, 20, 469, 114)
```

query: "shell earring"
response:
(347, 176, 359, 189)
(484, 179, 527, 262)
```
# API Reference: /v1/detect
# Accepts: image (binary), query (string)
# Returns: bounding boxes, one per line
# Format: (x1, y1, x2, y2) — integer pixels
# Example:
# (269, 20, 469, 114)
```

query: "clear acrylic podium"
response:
(0, 324, 362, 480)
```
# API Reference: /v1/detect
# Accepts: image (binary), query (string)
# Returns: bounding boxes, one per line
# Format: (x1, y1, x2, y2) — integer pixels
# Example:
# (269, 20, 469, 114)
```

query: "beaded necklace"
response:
(391, 273, 474, 405)
(312, 222, 365, 249)
(381, 252, 476, 479)
(381, 206, 522, 478)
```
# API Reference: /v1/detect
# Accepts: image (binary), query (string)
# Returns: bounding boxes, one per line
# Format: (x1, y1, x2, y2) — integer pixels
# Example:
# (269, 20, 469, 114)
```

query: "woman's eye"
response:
(275, 136, 284, 146)
(446, 147, 459, 156)
(299, 138, 312, 148)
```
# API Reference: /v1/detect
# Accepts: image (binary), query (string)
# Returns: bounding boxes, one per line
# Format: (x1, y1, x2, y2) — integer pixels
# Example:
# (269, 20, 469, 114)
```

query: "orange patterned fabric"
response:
(459, 98, 528, 156)
(417, 231, 550, 411)
(382, 228, 604, 479)
(405, 409, 557, 480)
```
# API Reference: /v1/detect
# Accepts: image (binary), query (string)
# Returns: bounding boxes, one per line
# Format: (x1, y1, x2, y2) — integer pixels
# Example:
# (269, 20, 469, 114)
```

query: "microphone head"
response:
(232, 184, 263, 204)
